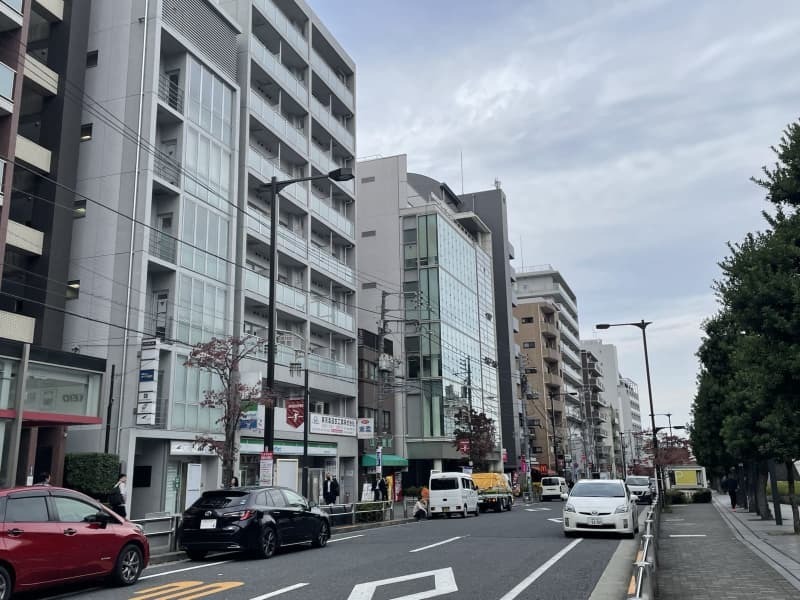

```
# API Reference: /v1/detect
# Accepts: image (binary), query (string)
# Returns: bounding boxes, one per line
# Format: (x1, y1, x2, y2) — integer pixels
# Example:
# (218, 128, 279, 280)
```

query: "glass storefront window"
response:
(25, 363, 101, 417)
(0, 357, 18, 410)
(0, 420, 10, 487)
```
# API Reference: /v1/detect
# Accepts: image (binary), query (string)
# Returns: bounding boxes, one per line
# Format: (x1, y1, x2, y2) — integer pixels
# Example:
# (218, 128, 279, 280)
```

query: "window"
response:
(66, 280, 80, 299)
(532, 446, 544, 454)
(86, 50, 98, 67)
(523, 341, 536, 349)
(521, 317, 534, 324)
(73, 199, 86, 218)
(6, 496, 49, 522)
(282, 489, 306, 507)
(382, 410, 391, 432)
(53, 496, 98, 522)
(524, 367, 537, 374)
(360, 176, 375, 183)
(80, 124, 93, 141)
(266, 490, 286, 507)
(361, 282, 377, 290)
(361, 230, 376, 237)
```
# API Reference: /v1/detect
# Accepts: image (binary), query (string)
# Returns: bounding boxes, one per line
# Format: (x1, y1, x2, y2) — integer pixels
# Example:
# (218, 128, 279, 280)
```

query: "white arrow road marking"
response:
(409, 536, 463, 553)
(547, 518, 563, 523)
(140, 561, 232, 580)
(499, 540, 582, 600)
(329, 534, 365, 543)
(249, 583, 309, 600)
(347, 567, 457, 600)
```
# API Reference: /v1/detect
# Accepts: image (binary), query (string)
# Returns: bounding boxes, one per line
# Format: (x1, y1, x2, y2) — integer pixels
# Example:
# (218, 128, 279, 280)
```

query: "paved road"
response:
(27, 503, 634, 600)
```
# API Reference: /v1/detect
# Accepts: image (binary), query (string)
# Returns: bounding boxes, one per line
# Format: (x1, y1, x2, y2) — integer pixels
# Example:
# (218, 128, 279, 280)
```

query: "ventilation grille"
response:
(162, 0, 238, 80)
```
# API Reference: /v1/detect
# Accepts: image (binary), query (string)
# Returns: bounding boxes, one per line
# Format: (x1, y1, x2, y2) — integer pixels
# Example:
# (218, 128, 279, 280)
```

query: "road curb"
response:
(587, 508, 648, 600)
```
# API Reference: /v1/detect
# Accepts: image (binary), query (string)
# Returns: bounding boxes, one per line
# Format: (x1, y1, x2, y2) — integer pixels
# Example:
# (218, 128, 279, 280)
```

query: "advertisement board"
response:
(309, 413, 357, 436)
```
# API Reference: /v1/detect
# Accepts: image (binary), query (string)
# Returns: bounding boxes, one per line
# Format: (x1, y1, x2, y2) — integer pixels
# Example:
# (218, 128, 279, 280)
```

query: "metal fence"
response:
(131, 513, 182, 554)
(627, 502, 660, 599)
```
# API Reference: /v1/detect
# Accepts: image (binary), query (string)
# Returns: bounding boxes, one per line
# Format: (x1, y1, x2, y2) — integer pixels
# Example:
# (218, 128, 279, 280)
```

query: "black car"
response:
(179, 486, 330, 560)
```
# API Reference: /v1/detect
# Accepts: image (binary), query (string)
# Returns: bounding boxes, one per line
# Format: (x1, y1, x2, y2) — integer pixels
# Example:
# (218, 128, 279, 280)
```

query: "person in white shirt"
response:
(111, 474, 128, 518)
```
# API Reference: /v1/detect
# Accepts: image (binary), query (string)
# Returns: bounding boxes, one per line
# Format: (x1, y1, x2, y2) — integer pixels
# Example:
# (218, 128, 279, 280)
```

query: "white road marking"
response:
(498, 539, 582, 600)
(547, 517, 563, 523)
(347, 567, 457, 600)
(329, 534, 365, 543)
(525, 508, 551, 512)
(249, 583, 309, 599)
(665, 518, 685, 522)
(669, 534, 707, 537)
(140, 560, 232, 580)
(409, 536, 463, 553)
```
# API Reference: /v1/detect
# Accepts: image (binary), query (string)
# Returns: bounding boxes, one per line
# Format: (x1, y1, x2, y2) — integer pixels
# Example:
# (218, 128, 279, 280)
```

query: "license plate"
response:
(590, 517, 602, 525)
(442, 506, 449, 512)
(200, 519, 217, 529)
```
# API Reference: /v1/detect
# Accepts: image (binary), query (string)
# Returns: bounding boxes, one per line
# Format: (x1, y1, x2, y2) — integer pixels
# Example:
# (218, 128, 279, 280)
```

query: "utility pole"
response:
(466, 356, 473, 467)
(375, 290, 389, 482)
(549, 392, 558, 476)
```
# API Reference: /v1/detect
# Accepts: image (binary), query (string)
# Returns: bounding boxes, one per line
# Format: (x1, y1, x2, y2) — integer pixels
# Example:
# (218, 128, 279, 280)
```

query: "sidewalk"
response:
(656, 493, 800, 599)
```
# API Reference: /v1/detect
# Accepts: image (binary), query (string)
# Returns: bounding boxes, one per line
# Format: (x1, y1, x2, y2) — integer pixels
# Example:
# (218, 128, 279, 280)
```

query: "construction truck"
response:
(472, 472, 514, 512)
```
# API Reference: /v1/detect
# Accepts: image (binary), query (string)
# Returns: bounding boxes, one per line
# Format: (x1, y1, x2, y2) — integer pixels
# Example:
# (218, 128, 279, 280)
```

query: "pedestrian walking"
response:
(110, 474, 128, 518)
(413, 496, 427, 520)
(378, 476, 388, 501)
(323, 474, 335, 505)
(724, 473, 739, 510)
(331, 475, 340, 504)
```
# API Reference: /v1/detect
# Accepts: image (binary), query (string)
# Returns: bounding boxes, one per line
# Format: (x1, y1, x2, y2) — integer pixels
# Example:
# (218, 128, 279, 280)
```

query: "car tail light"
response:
(228, 510, 254, 521)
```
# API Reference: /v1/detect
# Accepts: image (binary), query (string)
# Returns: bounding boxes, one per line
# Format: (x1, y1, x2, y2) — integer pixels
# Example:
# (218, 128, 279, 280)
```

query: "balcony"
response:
(566, 407, 583, 422)
(309, 244, 353, 284)
(158, 73, 183, 113)
(0, 311, 34, 343)
(311, 50, 353, 109)
(250, 89, 306, 153)
(245, 207, 308, 262)
(245, 269, 270, 299)
(15, 134, 51, 172)
(310, 144, 354, 195)
(308, 352, 355, 380)
(247, 146, 308, 206)
(144, 313, 175, 341)
(560, 343, 581, 368)
(149, 231, 177, 263)
(512, 316, 519, 333)
(251, 37, 307, 103)
(543, 371, 561, 387)
(542, 346, 559, 363)
(244, 270, 307, 313)
(24, 54, 58, 96)
(6, 220, 43, 255)
(0, 61, 13, 114)
(587, 377, 605, 391)
(154, 152, 180, 187)
(310, 194, 353, 237)
(253, 0, 308, 58)
(540, 320, 558, 338)
(310, 296, 354, 332)
(310, 95, 354, 151)
(34, 0, 63, 21)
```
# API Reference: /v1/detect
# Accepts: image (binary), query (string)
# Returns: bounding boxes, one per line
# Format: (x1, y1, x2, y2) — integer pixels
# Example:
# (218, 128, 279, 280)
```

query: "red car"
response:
(0, 486, 149, 599)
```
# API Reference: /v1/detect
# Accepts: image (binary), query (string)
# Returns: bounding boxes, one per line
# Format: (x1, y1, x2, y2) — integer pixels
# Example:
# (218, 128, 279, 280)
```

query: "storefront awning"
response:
(361, 453, 408, 468)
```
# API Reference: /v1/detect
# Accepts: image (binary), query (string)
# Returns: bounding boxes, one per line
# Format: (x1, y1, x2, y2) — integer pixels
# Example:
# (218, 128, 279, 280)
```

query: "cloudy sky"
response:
(311, 0, 800, 430)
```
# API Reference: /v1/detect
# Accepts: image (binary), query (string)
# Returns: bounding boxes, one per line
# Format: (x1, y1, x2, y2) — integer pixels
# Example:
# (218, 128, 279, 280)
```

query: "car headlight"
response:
(615, 504, 629, 514)
(564, 503, 575, 513)
(134, 523, 144, 532)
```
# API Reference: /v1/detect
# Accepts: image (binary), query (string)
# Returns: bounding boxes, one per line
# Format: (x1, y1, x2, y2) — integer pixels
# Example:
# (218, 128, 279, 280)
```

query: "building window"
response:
(361, 230, 376, 237)
(382, 410, 391, 432)
(66, 280, 80, 299)
(523, 341, 536, 349)
(73, 200, 86, 218)
(360, 176, 375, 183)
(80, 124, 93, 141)
(532, 446, 544, 454)
(521, 317, 534, 324)
(361, 282, 377, 289)
(524, 367, 537, 374)
(86, 50, 98, 67)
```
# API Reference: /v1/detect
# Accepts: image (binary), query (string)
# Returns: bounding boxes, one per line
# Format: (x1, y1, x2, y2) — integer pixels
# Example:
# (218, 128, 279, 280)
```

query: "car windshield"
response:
(192, 491, 249, 509)
(430, 478, 459, 490)
(626, 477, 650, 486)
(541, 477, 560, 486)
(571, 482, 626, 497)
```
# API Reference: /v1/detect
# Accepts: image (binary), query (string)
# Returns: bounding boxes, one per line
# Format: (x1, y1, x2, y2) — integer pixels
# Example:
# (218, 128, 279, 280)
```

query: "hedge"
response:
(692, 488, 712, 503)
(665, 489, 687, 505)
(64, 453, 121, 500)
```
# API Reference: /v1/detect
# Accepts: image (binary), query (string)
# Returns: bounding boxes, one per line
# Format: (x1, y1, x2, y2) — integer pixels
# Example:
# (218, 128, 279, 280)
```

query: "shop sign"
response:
(169, 441, 217, 456)
(309, 413, 356, 436)
(259, 451, 274, 486)
(286, 397, 304, 429)
(239, 405, 264, 435)
(357, 417, 374, 439)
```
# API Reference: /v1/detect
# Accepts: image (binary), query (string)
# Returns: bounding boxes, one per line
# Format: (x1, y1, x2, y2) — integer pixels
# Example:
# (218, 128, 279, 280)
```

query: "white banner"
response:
(357, 417, 374, 439)
(309, 413, 357, 436)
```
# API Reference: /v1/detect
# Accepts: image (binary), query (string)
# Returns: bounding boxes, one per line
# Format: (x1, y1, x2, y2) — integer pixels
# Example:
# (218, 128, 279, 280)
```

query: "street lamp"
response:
(548, 391, 577, 476)
(261, 168, 355, 461)
(595, 320, 660, 503)
(654, 413, 673, 437)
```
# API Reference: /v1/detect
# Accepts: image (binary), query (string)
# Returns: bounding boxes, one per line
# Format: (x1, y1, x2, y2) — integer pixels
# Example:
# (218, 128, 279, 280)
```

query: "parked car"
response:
(179, 486, 331, 560)
(562, 479, 639, 538)
(625, 475, 653, 504)
(0, 486, 149, 600)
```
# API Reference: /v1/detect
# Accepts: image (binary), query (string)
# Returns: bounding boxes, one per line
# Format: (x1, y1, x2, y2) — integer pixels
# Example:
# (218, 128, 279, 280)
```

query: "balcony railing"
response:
(0, 61, 14, 102)
(310, 194, 353, 236)
(158, 73, 183, 113)
(310, 95, 354, 150)
(244, 270, 307, 313)
(311, 144, 354, 195)
(249, 89, 306, 153)
(1, 0, 22, 13)
(311, 50, 353, 108)
(310, 297, 354, 331)
(247, 146, 308, 205)
(154, 153, 180, 187)
(309, 244, 353, 284)
(245, 269, 270, 299)
(308, 352, 355, 380)
(245, 206, 309, 262)
(144, 313, 175, 341)
(149, 231, 177, 263)
(253, 0, 308, 58)
(252, 37, 307, 101)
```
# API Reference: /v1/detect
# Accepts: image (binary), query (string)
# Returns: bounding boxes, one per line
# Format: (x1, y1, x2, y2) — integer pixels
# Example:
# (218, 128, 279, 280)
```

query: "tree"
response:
(185, 336, 264, 487)
(452, 407, 496, 472)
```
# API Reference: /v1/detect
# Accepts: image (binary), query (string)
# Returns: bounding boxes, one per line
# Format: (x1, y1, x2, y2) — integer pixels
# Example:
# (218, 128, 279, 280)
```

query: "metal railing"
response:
(130, 514, 182, 554)
(158, 73, 183, 113)
(321, 500, 394, 526)
(627, 503, 659, 599)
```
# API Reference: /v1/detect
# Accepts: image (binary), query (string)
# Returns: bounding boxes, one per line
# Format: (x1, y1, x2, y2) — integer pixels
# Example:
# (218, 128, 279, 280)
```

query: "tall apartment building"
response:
(62, 0, 358, 516)
(457, 187, 519, 474)
(0, 0, 107, 489)
(617, 375, 643, 469)
(357, 155, 500, 487)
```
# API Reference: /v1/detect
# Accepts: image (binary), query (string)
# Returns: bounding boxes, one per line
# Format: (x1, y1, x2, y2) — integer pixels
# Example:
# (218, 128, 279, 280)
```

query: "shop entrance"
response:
(15, 425, 66, 486)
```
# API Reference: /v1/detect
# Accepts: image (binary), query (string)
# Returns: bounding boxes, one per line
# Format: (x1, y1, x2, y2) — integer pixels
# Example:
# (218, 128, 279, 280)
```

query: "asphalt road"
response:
(26, 502, 635, 600)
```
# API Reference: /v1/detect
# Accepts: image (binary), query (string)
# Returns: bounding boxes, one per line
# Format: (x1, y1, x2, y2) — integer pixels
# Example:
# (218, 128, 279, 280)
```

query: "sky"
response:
(310, 0, 800, 431)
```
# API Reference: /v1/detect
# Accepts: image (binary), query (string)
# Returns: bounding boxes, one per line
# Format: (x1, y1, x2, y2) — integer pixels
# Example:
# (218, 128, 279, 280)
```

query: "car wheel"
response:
(564, 531, 575, 538)
(0, 565, 11, 600)
(112, 544, 143, 586)
(186, 549, 208, 561)
(474, 506, 480, 516)
(312, 521, 330, 548)
(256, 526, 278, 559)
(462, 508, 468, 518)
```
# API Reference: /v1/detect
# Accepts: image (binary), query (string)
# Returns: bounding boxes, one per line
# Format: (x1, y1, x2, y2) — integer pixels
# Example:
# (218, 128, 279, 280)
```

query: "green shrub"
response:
(692, 488, 712, 503)
(665, 489, 687, 505)
(355, 501, 386, 523)
(64, 453, 120, 500)
(403, 486, 422, 499)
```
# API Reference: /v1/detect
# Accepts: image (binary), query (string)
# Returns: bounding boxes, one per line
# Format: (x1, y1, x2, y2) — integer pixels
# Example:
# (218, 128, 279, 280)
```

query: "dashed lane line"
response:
(409, 536, 464, 553)
(498, 539, 582, 600)
(140, 561, 233, 580)
(249, 583, 309, 600)
(329, 534, 365, 543)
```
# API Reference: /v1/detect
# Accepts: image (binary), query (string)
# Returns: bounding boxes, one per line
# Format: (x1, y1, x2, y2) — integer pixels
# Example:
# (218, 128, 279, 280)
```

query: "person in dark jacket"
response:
(323, 474, 335, 504)
(331, 476, 340, 503)
(724, 473, 739, 510)
(377, 477, 388, 501)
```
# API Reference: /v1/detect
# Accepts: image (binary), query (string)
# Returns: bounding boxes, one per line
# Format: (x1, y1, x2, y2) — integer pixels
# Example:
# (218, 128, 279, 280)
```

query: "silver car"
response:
(625, 476, 653, 504)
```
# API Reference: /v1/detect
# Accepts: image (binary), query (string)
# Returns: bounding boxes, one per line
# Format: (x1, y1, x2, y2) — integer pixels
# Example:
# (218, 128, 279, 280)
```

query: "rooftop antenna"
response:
(494, 178, 502, 190)
(519, 234, 524, 270)
(460, 150, 464, 194)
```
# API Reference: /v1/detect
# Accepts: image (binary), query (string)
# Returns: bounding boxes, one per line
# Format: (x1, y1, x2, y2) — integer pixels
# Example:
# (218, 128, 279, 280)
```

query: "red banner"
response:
(457, 439, 470, 455)
(286, 397, 304, 429)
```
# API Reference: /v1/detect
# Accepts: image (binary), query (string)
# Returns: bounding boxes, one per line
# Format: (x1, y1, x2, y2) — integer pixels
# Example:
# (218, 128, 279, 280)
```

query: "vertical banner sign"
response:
(376, 446, 382, 475)
(136, 339, 160, 425)
(285, 397, 304, 429)
(259, 451, 274, 486)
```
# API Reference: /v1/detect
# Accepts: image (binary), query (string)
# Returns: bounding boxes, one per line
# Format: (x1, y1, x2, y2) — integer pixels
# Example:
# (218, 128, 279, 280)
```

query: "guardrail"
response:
(627, 501, 660, 599)
(319, 500, 395, 526)
(130, 514, 182, 554)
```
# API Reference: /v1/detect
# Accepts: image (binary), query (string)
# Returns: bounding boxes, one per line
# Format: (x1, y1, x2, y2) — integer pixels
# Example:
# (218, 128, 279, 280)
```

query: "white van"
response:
(540, 476, 568, 501)
(428, 472, 480, 518)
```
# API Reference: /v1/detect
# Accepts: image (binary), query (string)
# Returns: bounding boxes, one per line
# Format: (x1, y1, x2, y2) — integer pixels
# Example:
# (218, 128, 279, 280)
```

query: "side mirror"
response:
(85, 512, 112, 528)
(560, 493, 569, 501)
(308, 500, 317, 509)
